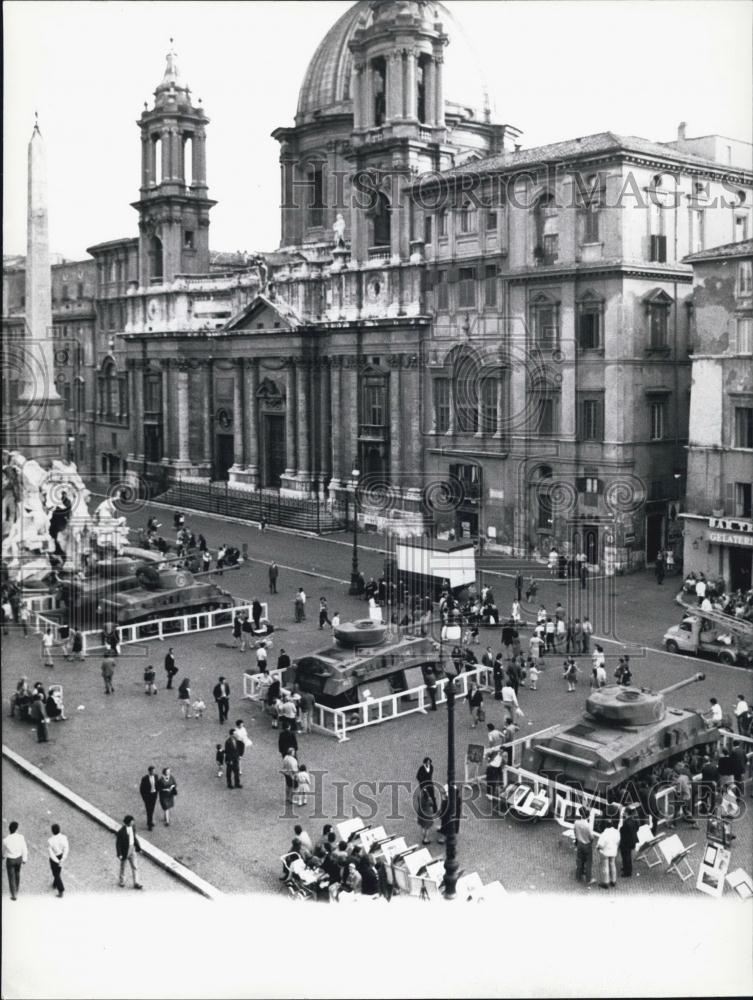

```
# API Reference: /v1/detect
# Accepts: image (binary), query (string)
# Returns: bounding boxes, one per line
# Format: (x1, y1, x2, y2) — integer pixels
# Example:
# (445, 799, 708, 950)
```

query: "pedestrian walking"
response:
(3, 821, 28, 901)
(573, 808, 595, 885)
(213, 677, 230, 724)
(579, 561, 588, 590)
(596, 818, 620, 889)
(563, 656, 579, 692)
(215, 743, 225, 777)
(232, 612, 243, 647)
(234, 719, 253, 775)
(544, 618, 556, 654)
(19, 605, 30, 638)
(281, 747, 299, 803)
(164, 648, 178, 689)
(525, 577, 538, 602)
(293, 764, 311, 807)
(69, 628, 84, 661)
(655, 552, 665, 586)
(318, 597, 331, 629)
(581, 616, 593, 654)
(298, 689, 315, 734)
(467, 682, 485, 727)
(278, 721, 298, 759)
(225, 728, 242, 788)
(101, 653, 116, 694)
(115, 816, 143, 889)
(178, 678, 192, 718)
(144, 664, 157, 695)
(420, 665, 436, 710)
(294, 587, 306, 622)
(514, 571, 523, 603)
(30, 692, 50, 742)
(157, 767, 178, 826)
(268, 561, 279, 594)
(416, 757, 438, 811)
(47, 823, 69, 897)
(416, 785, 436, 845)
(619, 806, 640, 877)
(139, 766, 159, 830)
(41, 627, 55, 668)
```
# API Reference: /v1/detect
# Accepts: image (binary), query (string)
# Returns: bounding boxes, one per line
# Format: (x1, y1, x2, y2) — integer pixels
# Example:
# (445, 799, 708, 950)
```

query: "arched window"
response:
(150, 235, 163, 281)
(183, 134, 193, 186)
(534, 193, 558, 264)
(372, 192, 391, 248)
(98, 361, 128, 423)
(417, 54, 431, 124)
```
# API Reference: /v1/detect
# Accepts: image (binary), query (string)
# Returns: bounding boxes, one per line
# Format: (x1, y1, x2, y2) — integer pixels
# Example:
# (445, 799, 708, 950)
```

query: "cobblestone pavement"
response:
(1, 765, 185, 898)
(3, 501, 751, 897)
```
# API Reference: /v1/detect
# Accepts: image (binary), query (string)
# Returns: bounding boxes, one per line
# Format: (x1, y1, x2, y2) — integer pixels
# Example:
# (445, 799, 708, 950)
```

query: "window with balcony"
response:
(530, 293, 560, 348)
(576, 292, 603, 350)
(433, 377, 450, 433)
(457, 267, 475, 309)
(577, 395, 604, 442)
(737, 261, 753, 298)
(650, 400, 666, 440)
(583, 476, 600, 508)
(450, 463, 481, 503)
(734, 406, 753, 448)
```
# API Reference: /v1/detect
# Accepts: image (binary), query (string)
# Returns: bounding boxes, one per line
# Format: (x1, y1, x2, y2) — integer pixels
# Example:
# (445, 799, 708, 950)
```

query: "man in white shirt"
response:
(3, 821, 28, 900)
(501, 682, 519, 716)
(41, 627, 55, 668)
(734, 695, 750, 734)
(596, 819, 620, 889)
(695, 577, 707, 604)
(48, 823, 69, 897)
(708, 697, 723, 726)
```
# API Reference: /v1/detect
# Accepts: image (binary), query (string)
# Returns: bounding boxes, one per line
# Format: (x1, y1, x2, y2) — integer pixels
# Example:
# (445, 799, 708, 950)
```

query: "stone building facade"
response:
(681, 239, 753, 591)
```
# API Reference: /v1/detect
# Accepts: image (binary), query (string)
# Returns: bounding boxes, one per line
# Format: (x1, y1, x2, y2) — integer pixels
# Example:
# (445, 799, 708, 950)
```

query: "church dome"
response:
(296, 0, 491, 122)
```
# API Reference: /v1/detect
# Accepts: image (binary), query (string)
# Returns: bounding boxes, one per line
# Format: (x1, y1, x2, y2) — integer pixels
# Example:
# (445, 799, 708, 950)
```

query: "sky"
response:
(4, 0, 752, 261)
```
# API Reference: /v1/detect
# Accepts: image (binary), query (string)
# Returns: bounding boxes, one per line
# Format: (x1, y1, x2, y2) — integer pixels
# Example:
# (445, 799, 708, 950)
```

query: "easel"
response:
(659, 834, 696, 882)
(635, 830, 666, 870)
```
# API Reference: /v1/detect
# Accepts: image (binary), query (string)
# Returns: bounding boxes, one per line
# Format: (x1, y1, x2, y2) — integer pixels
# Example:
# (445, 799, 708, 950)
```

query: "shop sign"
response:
(707, 530, 753, 548)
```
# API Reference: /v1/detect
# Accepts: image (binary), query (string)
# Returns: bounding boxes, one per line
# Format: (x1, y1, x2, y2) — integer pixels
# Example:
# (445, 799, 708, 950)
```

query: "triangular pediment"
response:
(223, 294, 302, 333)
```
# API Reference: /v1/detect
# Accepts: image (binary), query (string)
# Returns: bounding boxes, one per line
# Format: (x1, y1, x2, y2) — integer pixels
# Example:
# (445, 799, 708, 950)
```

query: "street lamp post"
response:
(444, 676, 460, 900)
(348, 466, 361, 595)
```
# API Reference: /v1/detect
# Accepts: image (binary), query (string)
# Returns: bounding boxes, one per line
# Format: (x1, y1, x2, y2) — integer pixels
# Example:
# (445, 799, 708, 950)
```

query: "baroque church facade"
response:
(15, 0, 752, 568)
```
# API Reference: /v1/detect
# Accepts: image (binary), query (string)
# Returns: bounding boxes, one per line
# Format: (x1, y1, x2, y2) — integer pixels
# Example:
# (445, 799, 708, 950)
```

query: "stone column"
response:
(141, 135, 150, 188)
(284, 362, 297, 477)
(160, 360, 172, 463)
(160, 128, 172, 181)
(175, 364, 191, 466)
(194, 129, 207, 185)
(128, 360, 143, 460)
(434, 55, 445, 127)
(404, 49, 418, 119)
(494, 372, 505, 439)
(352, 63, 364, 130)
(202, 360, 213, 469)
(424, 58, 435, 125)
(390, 366, 402, 479)
(329, 361, 342, 495)
(232, 361, 245, 469)
(296, 359, 311, 487)
(387, 51, 403, 122)
(319, 359, 332, 496)
(244, 359, 260, 485)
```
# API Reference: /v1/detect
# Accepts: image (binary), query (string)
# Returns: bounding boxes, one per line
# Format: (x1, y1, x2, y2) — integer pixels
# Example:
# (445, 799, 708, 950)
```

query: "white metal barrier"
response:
(22, 594, 63, 614)
(31, 603, 258, 654)
(243, 667, 286, 702)
(311, 665, 494, 742)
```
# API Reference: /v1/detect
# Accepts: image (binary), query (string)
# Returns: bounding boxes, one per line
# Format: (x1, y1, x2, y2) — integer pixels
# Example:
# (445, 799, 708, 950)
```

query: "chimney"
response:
(677, 121, 687, 141)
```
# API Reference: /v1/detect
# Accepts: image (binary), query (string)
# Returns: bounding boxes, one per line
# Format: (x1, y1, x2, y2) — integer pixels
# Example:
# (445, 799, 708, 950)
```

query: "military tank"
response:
(59, 546, 235, 628)
(522, 673, 718, 792)
(295, 619, 439, 708)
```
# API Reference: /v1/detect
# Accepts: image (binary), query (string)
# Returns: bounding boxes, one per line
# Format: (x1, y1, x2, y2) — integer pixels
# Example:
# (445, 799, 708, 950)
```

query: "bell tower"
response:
(132, 41, 216, 284)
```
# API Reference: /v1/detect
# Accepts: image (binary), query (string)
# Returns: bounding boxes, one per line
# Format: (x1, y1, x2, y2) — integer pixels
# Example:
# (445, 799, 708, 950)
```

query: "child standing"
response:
(144, 664, 157, 695)
(215, 743, 225, 777)
(528, 662, 540, 691)
(563, 657, 579, 693)
(293, 764, 311, 807)
(192, 697, 206, 719)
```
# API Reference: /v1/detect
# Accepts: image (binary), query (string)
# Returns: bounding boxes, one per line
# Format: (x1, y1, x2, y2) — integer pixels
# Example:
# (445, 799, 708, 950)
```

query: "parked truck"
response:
(663, 608, 753, 668)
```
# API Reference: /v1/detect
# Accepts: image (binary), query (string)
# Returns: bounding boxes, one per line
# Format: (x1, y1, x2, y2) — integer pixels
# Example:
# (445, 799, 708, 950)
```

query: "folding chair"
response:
(659, 834, 697, 882)
(635, 827, 665, 870)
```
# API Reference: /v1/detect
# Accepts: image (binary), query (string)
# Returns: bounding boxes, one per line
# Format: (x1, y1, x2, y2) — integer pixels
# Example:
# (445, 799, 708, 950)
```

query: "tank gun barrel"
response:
(657, 672, 705, 697)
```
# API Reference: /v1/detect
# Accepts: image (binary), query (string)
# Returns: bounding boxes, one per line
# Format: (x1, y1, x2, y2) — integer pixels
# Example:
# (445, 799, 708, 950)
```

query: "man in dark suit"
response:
(252, 598, 263, 631)
(416, 757, 437, 811)
(514, 571, 523, 603)
(278, 722, 298, 760)
(115, 816, 143, 889)
(213, 676, 230, 724)
(224, 729, 242, 789)
(164, 648, 178, 690)
(139, 766, 159, 831)
(619, 806, 640, 877)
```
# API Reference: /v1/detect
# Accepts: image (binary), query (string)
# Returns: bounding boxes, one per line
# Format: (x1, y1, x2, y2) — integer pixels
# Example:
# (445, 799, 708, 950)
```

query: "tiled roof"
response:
(440, 131, 751, 178)
(683, 239, 753, 263)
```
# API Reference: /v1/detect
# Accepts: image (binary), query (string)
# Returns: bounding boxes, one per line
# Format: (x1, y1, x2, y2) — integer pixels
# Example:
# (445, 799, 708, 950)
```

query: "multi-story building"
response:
(2, 255, 97, 469)
(681, 238, 753, 591)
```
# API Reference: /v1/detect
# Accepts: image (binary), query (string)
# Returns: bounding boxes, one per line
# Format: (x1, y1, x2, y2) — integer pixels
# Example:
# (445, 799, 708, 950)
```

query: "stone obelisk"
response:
(14, 116, 66, 460)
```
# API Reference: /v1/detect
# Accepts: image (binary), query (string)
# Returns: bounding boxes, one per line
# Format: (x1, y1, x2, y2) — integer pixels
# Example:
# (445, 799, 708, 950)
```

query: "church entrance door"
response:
(215, 434, 234, 481)
(263, 414, 286, 489)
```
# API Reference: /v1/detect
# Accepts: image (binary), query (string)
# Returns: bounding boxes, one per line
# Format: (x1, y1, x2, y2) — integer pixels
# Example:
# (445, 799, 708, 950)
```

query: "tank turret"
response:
(585, 673, 706, 726)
